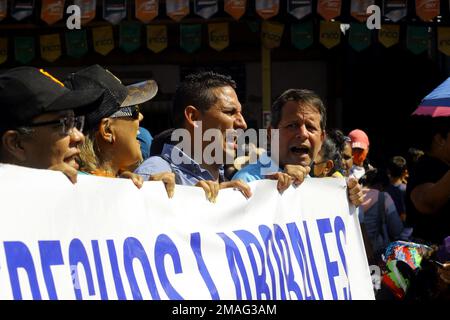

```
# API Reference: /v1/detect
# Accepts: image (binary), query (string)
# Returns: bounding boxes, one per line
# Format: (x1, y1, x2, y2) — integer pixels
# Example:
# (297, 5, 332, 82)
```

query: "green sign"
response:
(65, 29, 88, 58)
(120, 22, 142, 53)
(349, 23, 371, 52)
(291, 20, 313, 50)
(407, 25, 428, 55)
(14, 36, 35, 64)
(180, 24, 202, 53)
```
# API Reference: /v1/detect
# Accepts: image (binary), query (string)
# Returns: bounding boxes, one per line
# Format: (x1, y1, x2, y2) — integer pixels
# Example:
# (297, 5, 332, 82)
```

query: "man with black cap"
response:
(0, 66, 104, 183)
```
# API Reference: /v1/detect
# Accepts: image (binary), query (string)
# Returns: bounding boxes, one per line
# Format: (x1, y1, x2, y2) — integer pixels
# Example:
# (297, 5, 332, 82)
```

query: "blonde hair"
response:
(79, 130, 115, 177)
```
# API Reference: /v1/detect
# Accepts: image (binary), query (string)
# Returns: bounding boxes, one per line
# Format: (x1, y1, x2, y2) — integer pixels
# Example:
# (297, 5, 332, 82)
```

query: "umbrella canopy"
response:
(412, 77, 450, 117)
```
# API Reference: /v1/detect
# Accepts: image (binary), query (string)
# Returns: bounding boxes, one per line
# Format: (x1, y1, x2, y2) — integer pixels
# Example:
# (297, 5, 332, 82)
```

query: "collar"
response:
(255, 152, 282, 176)
(161, 143, 225, 182)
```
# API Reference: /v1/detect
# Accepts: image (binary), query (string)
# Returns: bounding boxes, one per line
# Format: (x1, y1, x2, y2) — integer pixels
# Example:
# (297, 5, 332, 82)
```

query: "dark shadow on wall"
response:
(341, 45, 446, 169)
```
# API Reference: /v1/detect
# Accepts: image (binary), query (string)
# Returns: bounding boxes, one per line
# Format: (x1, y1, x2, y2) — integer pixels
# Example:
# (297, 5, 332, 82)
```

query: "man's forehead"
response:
(214, 86, 241, 106)
(281, 101, 321, 119)
(214, 85, 236, 96)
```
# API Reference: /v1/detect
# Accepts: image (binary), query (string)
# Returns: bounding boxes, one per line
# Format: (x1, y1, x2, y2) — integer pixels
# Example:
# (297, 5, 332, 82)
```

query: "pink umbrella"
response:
(412, 77, 450, 117)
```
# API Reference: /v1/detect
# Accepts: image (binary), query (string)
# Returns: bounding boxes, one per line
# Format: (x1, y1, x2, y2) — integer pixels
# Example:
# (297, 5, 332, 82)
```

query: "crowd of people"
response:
(0, 65, 448, 300)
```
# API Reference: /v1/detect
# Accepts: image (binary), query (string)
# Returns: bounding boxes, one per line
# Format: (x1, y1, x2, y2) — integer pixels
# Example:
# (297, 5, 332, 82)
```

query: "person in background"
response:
(137, 127, 153, 161)
(311, 129, 346, 178)
(313, 129, 375, 264)
(406, 116, 450, 245)
(341, 135, 353, 177)
(406, 147, 424, 179)
(360, 169, 407, 262)
(385, 156, 408, 222)
(408, 147, 424, 164)
(348, 129, 371, 181)
(0, 66, 104, 183)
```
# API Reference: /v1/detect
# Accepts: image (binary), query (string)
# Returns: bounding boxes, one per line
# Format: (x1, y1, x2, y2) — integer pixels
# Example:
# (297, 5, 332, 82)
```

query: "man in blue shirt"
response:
(233, 89, 364, 206)
(136, 142, 225, 186)
(135, 71, 253, 202)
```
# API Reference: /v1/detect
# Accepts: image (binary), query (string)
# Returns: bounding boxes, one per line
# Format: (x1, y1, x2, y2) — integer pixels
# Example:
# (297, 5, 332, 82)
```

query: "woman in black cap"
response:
(65, 65, 174, 197)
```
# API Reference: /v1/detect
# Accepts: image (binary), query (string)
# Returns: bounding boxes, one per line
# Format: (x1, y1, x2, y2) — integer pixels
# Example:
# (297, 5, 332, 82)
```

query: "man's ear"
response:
(1, 130, 27, 162)
(184, 105, 201, 129)
(98, 118, 114, 144)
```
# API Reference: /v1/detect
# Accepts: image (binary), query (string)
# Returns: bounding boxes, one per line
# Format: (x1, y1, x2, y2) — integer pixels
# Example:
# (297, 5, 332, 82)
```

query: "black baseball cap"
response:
(64, 64, 158, 130)
(0, 66, 105, 130)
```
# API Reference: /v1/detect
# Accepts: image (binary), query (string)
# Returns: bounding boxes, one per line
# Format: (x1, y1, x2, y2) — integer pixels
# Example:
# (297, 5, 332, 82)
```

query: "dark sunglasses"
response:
(26, 115, 85, 136)
(110, 105, 140, 120)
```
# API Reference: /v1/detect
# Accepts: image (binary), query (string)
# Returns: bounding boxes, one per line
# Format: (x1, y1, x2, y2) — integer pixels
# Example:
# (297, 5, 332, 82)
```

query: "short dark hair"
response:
(387, 156, 407, 178)
(172, 71, 237, 128)
(271, 89, 327, 130)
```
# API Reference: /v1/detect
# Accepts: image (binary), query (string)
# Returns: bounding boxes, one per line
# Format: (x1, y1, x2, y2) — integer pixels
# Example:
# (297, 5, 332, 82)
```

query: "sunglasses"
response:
(110, 105, 140, 120)
(26, 114, 85, 136)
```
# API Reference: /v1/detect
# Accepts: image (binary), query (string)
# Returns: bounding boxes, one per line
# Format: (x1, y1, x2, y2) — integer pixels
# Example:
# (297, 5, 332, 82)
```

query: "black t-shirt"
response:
(406, 155, 449, 244)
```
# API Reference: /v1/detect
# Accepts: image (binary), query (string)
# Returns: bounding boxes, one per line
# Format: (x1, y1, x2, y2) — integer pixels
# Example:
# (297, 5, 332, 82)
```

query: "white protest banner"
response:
(0, 164, 374, 300)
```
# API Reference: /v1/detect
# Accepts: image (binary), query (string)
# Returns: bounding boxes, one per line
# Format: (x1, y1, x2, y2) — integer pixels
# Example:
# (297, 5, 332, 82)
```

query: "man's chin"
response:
(286, 155, 311, 167)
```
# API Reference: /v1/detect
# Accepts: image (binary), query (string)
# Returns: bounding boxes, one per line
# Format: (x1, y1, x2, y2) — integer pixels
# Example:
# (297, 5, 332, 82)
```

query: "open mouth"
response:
(65, 154, 80, 170)
(290, 146, 309, 155)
